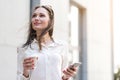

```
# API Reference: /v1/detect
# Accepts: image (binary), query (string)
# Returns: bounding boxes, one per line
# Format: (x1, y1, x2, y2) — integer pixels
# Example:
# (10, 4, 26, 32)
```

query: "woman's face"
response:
(32, 7, 50, 31)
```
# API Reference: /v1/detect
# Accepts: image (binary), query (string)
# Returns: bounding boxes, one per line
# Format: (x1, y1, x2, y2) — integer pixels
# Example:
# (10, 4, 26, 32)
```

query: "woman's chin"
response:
(33, 26, 46, 31)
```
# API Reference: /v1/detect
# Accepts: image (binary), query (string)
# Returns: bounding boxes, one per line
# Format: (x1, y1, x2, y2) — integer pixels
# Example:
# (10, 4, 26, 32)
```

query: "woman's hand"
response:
(23, 57, 36, 77)
(62, 66, 78, 80)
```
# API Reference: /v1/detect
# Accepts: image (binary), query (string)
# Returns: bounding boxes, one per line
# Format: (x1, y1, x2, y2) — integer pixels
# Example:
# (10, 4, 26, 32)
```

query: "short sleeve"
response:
(17, 47, 30, 80)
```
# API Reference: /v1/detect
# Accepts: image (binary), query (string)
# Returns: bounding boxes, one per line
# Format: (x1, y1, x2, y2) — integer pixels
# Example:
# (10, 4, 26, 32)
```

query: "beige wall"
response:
(86, 0, 113, 80)
(75, 0, 113, 80)
(0, 0, 30, 80)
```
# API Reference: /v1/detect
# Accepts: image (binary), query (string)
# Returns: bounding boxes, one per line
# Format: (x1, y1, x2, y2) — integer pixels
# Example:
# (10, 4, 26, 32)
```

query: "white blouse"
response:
(17, 39, 68, 80)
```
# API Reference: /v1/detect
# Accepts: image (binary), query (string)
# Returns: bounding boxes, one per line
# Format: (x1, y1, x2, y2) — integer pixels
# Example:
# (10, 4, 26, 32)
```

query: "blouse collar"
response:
(32, 39, 58, 48)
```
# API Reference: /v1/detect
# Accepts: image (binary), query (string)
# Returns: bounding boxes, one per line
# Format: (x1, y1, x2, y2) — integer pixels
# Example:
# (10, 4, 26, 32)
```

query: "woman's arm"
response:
(62, 66, 78, 80)
(17, 47, 30, 80)
(61, 43, 78, 80)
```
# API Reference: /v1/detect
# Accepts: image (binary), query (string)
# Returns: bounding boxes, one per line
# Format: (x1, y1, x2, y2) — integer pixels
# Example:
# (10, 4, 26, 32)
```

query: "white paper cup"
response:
(24, 53, 38, 69)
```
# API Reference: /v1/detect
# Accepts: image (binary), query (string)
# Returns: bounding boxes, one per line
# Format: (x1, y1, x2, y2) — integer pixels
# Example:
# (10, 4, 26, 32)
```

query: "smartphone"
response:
(69, 62, 81, 68)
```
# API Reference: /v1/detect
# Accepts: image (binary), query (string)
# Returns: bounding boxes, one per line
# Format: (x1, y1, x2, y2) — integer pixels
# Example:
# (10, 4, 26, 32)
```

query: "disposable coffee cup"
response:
(24, 53, 38, 69)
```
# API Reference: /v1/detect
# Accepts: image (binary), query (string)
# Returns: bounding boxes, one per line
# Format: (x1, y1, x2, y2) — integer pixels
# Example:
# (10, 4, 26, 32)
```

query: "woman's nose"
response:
(35, 16, 40, 21)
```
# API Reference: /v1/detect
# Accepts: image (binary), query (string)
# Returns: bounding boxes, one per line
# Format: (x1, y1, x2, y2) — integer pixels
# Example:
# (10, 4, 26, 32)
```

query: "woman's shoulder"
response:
(54, 39, 68, 47)
(17, 44, 27, 54)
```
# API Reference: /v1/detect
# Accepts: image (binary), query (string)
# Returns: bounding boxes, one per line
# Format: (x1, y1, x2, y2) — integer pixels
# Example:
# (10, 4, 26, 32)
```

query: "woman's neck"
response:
(36, 31, 52, 44)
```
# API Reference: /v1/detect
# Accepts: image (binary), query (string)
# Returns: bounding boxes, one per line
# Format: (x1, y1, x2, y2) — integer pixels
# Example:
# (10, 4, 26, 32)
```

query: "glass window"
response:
(69, 5, 79, 63)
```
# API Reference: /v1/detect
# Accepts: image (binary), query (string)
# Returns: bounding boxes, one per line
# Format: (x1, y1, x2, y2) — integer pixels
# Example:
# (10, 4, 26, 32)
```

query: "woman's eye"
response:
(40, 15, 45, 17)
(32, 14, 36, 17)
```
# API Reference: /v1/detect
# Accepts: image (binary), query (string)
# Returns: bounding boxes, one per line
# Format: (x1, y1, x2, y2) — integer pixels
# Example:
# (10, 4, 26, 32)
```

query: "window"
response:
(68, 2, 87, 80)
(69, 5, 79, 63)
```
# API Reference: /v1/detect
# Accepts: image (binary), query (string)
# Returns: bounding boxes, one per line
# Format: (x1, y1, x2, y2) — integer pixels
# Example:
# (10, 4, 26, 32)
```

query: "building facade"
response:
(0, 0, 118, 80)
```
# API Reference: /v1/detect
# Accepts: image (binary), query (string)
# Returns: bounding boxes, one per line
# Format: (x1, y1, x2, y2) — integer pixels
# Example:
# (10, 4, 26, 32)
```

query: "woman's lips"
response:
(34, 22, 41, 26)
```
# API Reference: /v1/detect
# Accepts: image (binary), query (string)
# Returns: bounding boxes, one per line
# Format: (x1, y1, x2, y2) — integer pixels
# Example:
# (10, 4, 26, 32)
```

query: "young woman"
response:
(17, 5, 78, 80)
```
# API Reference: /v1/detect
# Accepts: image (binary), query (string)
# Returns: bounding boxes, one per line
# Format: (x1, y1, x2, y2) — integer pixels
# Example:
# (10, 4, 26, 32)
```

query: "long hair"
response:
(23, 5, 54, 50)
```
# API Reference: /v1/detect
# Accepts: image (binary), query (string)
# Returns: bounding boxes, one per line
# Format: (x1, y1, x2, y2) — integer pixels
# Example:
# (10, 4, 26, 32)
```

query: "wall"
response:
(0, 0, 30, 80)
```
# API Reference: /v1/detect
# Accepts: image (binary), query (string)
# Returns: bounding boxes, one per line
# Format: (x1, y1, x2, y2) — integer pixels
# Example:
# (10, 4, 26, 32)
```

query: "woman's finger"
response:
(69, 66, 78, 71)
(23, 58, 35, 70)
(63, 70, 73, 76)
(23, 62, 34, 66)
(24, 65, 34, 70)
(67, 68, 74, 73)
(24, 58, 34, 63)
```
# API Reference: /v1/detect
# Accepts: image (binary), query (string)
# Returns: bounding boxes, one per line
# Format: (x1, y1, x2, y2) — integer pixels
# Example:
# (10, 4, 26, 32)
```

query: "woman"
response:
(17, 5, 78, 80)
